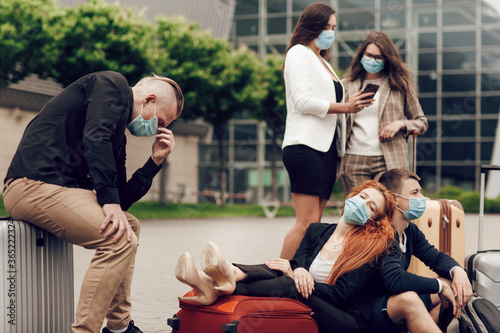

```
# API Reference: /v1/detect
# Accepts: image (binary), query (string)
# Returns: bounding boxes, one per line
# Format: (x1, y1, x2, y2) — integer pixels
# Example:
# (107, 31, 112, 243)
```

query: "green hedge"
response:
(433, 186, 500, 213)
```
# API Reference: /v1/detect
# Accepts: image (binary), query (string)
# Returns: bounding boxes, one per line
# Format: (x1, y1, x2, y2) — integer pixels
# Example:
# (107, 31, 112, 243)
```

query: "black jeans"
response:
(233, 264, 363, 333)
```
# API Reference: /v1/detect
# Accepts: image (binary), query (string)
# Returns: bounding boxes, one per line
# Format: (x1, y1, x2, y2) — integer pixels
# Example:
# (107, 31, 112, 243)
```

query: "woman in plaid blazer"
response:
(340, 31, 428, 196)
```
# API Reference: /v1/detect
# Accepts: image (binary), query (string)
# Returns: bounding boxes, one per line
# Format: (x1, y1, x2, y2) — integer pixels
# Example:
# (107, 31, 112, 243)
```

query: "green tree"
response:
(47, 0, 153, 86)
(0, 0, 61, 87)
(248, 54, 286, 199)
(154, 16, 266, 206)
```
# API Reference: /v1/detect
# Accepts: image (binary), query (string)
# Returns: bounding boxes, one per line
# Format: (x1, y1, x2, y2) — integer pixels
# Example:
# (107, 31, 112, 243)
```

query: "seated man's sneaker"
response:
(102, 320, 143, 333)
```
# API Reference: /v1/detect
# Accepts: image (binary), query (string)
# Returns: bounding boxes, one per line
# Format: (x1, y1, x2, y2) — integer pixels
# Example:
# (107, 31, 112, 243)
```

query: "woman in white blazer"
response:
(280, 2, 376, 259)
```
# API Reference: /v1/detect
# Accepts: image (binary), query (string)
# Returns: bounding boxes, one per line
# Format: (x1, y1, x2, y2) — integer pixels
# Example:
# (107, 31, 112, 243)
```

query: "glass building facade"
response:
(206, 0, 500, 200)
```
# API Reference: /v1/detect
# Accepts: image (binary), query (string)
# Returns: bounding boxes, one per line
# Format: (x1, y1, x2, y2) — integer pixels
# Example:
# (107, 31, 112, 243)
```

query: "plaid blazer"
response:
(340, 76, 428, 173)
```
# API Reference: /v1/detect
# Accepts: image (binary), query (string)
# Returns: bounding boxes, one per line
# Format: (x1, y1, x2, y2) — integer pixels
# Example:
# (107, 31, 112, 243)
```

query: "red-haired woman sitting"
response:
(175, 180, 396, 333)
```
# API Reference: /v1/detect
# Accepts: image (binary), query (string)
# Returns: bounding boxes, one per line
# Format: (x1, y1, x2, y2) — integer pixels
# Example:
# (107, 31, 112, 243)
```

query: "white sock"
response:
(108, 327, 128, 333)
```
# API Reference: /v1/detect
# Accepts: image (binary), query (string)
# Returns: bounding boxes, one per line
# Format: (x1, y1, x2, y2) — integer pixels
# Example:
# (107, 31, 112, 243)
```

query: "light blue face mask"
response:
(343, 195, 373, 226)
(395, 194, 428, 221)
(361, 55, 385, 74)
(315, 30, 336, 50)
(127, 101, 158, 137)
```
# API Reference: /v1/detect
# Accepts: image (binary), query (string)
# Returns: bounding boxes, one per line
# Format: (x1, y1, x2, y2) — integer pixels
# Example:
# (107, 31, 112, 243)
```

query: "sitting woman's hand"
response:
(265, 258, 293, 277)
(292, 267, 315, 299)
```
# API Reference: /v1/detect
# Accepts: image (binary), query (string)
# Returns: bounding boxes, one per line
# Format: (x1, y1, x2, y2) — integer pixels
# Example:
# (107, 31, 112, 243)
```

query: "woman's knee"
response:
(125, 212, 140, 238)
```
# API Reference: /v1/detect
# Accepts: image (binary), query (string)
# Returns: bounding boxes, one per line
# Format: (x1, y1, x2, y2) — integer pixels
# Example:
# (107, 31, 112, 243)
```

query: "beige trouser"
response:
(3, 178, 140, 333)
(341, 154, 387, 196)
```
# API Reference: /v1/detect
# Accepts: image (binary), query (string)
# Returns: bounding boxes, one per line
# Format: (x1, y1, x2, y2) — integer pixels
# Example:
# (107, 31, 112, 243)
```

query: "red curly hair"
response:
(326, 180, 396, 285)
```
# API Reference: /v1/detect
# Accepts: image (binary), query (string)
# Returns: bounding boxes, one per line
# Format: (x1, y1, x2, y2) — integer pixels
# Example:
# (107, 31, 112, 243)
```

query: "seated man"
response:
(370, 168, 473, 332)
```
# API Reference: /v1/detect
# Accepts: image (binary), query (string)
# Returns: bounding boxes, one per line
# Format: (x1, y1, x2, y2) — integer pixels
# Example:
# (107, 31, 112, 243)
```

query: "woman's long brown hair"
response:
(284, 2, 336, 67)
(345, 30, 414, 95)
(327, 180, 396, 285)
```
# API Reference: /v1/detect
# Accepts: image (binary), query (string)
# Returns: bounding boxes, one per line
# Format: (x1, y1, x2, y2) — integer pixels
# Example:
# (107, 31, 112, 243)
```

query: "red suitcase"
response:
(167, 291, 318, 333)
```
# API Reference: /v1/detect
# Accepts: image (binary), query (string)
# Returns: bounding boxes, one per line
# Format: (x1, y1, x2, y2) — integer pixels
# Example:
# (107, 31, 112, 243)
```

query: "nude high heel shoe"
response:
(175, 252, 218, 305)
(201, 242, 236, 295)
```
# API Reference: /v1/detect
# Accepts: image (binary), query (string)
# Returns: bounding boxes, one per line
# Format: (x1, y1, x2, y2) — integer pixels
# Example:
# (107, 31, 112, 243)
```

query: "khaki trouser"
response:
(340, 154, 387, 196)
(3, 178, 139, 333)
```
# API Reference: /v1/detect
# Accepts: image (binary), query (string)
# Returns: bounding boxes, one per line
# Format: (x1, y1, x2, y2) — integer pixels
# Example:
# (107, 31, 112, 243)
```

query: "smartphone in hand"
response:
(361, 83, 379, 99)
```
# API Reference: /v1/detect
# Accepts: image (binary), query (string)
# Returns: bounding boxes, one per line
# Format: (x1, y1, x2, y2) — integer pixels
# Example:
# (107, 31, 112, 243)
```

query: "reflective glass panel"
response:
(234, 144, 258, 162)
(481, 142, 494, 162)
(418, 166, 437, 193)
(413, 0, 437, 4)
(266, 43, 286, 54)
(268, 17, 287, 35)
(481, 3, 500, 24)
(236, 19, 259, 36)
(418, 53, 437, 71)
(481, 73, 500, 92)
(338, 0, 375, 9)
(442, 74, 475, 92)
(338, 55, 353, 71)
(482, 28, 500, 46)
(292, 0, 310, 12)
(416, 140, 436, 161)
(481, 96, 500, 114)
(419, 74, 438, 93)
(443, 6, 476, 26)
(267, 0, 287, 13)
(443, 31, 475, 47)
(419, 33, 437, 48)
(418, 12, 437, 27)
(381, 0, 406, 7)
(481, 119, 498, 137)
(442, 51, 476, 70)
(380, 10, 405, 29)
(339, 12, 375, 31)
(482, 50, 500, 69)
(442, 97, 476, 116)
(234, 124, 257, 141)
(441, 166, 475, 189)
(339, 41, 362, 53)
(419, 97, 437, 116)
(421, 120, 436, 139)
(442, 143, 475, 161)
(235, 0, 259, 15)
(442, 120, 475, 137)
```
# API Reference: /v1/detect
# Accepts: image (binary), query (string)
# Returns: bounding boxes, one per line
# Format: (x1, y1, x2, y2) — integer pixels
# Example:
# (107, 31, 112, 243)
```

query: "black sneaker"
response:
(102, 320, 143, 333)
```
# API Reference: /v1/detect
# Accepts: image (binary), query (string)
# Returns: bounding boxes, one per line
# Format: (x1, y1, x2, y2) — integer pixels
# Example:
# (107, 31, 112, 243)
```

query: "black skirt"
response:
(282, 139, 338, 199)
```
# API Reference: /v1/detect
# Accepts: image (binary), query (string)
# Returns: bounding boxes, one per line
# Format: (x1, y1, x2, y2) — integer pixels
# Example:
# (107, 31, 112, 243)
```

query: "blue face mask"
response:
(343, 195, 373, 226)
(361, 55, 385, 74)
(395, 194, 428, 221)
(315, 30, 335, 50)
(127, 101, 158, 137)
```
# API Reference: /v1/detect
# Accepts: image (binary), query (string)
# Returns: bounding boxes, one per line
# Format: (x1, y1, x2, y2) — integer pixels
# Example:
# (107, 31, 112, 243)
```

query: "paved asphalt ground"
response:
(73, 214, 500, 332)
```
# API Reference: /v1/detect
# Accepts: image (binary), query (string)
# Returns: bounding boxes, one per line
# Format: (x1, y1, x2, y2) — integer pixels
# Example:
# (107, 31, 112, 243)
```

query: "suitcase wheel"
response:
(222, 320, 238, 333)
(167, 314, 181, 331)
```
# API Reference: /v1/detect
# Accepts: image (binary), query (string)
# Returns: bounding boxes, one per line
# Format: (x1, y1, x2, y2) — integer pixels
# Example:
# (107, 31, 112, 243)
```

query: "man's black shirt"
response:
(6, 71, 161, 210)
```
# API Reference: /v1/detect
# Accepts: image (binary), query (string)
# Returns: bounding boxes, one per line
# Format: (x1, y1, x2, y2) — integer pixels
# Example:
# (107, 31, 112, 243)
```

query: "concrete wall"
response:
(0, 107, 199, 204)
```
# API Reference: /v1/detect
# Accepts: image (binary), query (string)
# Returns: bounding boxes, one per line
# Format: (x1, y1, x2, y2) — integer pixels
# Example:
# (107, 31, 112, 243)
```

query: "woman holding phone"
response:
(340, 31, 428, 196)
(280, 2, 374, 260)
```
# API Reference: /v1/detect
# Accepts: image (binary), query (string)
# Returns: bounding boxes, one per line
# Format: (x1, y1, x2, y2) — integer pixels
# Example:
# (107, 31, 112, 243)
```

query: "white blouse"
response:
(308, 252, 337, 283)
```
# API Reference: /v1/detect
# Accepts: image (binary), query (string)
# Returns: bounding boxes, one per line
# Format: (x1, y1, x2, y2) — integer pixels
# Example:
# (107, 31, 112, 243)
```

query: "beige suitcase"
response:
(408, 199, 465, 278)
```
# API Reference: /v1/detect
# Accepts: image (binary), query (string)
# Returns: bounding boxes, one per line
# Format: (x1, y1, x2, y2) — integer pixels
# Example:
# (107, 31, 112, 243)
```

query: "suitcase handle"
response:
(412, 131, 418, 173)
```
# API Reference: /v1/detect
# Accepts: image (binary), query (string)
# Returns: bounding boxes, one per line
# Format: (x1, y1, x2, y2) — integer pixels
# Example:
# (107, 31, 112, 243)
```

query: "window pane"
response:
(442, 74, 475, 92)
(380, 10, 405, 29)
(418, 166, 437, 193)
(418, 12, 437, 27)
(443, 31, 475, 48)
(266, 43, 286, 54)
(443, 6, 475, 26)
(442, 51, 476, 70)
(339, 55, 353, 71)
(339, 12, 375, 31)
(481, 142, 494, 162)
(482, 28, 500, 46)
(481, 73, 500, 92)
(268, 17, 287, 35)
(419, 74, 437, 93)
(442, 97, 476, 116)
(481, 96, 500, 114)
(421, 120, 437, 138)
(292, 15, 300, 31)
(234, 144, 257, 162)
(292, 0, 310, 12)
(339, 41, 362, 53)
(235, 0, 258, 15)
(419, 33, 437, 49)
(442, 142, 475, 161)
(442, 120, 475, 137)
(482, 3, 500, 25)
(234, 124, 257, 141)
(338, 0, 375, 9)
(419, 97, 437, 116)
(441, 166, 475, 190)
(236, 19, 259, 36)
(416, 140, 437, 161)
(482, 50, 500, 69)
(419, 53, 437, 71)
(481, 119, 498, 137)
(267, 0, 286, 13)
(414, 0, 437, 4)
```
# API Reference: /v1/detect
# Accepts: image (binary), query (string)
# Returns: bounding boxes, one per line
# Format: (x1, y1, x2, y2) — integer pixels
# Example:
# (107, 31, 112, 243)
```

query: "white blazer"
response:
(282, 44, 346, 156)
